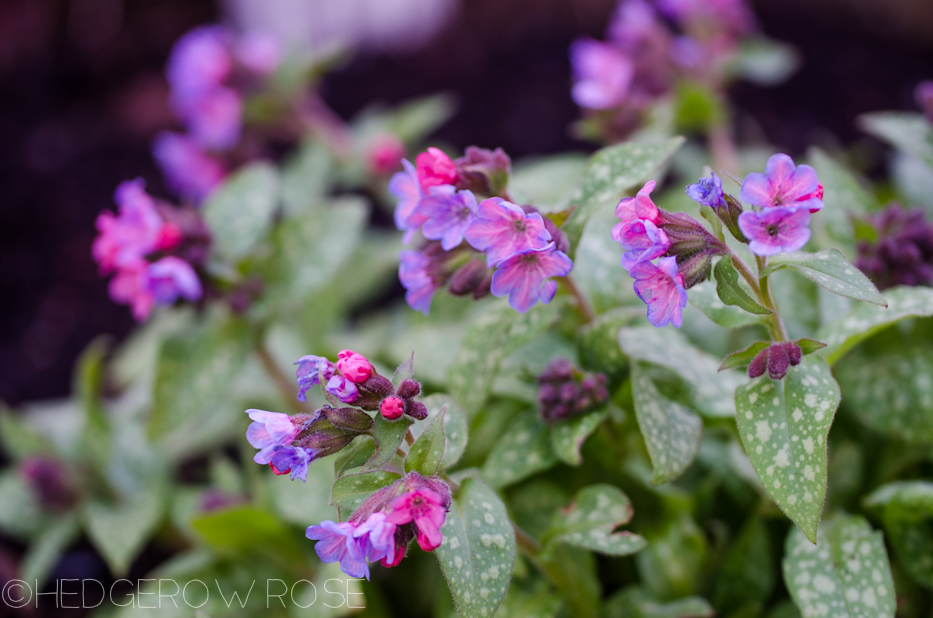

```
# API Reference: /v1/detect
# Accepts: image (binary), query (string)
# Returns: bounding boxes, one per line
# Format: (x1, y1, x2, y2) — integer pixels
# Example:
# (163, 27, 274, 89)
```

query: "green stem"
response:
(755, 256, 789, 342)
(513, 523, 542, 557)
(561, 275, 597, 324)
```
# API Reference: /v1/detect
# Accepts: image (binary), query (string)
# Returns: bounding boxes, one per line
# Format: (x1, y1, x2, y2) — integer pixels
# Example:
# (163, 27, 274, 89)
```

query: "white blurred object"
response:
(223, 0, 459, 56)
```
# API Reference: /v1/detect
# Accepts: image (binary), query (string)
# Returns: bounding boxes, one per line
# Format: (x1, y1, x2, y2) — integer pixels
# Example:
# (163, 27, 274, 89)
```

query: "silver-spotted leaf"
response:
(549, 408, 607, 466)
(421, 394, 468, 469)
(203, 162, 279, 260)
(689, 282, 767, 329)
(481, 411, 557, 490)
(365, 415, 413, 470)
(760, 250, 886, 307)
(864, 482, 933, 588)
(543, 484, 646, 556)
(329, 469, 402, 511)
(81, 492, 164, 577)
(735, 355, 840, 542)
(406, 406, 445, 476)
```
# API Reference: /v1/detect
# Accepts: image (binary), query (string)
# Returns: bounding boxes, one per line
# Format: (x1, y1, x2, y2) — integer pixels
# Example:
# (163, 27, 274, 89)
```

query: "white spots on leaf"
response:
(756, 421, 773, 443)
(749, 392, 759, 405)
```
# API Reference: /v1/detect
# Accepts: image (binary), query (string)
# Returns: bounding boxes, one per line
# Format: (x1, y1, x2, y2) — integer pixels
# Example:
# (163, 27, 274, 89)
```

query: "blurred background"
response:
(2, 0, 933, 414)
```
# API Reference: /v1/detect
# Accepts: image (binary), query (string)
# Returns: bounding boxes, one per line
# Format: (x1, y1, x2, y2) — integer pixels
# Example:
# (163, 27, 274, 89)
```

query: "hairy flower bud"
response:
(448, 258, 490, 296)
(454, 146, 511, 196)
(323, 407, 375, 433)
(405, 400, 429, 420)
(396, 379, 421, 399)
(380, 396, 405, 420)
(748, 342, 803, 380)
(537, 358, 608, 422)
(677, 252, 713, 289)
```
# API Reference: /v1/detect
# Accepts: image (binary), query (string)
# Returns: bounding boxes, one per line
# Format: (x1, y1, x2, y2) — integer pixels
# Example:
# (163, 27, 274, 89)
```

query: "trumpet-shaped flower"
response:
(399, 250, 439, 315)
(306, 521, 371, 580)
(737, 206, 811, 256)
(389, 160, 429, 243)
(614, 219, 670, 270)
(464, 198, 552, 267)
(630, 256, 688, 328)
(685, 172, 725, 209)
(490, 247, 573, 313)
(295, 355, 336, 402)
(385, 488, 447, 552)
(245, 409, 301, 464)
(739, 154, 823, 213)
(570, 38, 634, 110)
(143, 257, 202, 306)
(417, 186, 479, 251)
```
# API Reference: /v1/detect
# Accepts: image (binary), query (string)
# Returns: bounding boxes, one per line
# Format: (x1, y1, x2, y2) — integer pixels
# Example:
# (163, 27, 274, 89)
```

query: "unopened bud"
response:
(721, 195, 747, 243)
(748, 348, 769, 379)
(448, 258, 489, 296)
(537, 358, 608, 422)
(380, 396, 405, 420)
(405, 400, 429, 420)
(783, 341, 802, 366)
(542, 217, 570, 254)
(767, 343, 791, 380)
(677, 252, 713, 289)
(397, 379, 421, 399)
(362, 374, 395, 398)
(297, 430, 356, 456)
(455, 146, 511, 196)
(323, 406, 374, 433)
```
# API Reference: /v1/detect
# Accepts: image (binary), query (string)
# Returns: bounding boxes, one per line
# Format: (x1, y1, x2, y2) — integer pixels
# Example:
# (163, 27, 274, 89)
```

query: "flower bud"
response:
(767, 343, 791, 380)
(405, 400, 429, 420)
(448, 258, 490, 296)
(454, 146, 511, 196)
(748, 348, 769, 379)
(397, 379, 421, 399)
(748, 342, 803, 381)
(297, 430, 356, 457)
(337, 350, 373, 383)
(361, 374, 395, 398)
(323, 407, 375, 433)
(380, 396, 405, 420)
(542, 217, 570, 254)
(720, 194, 747, 243)
(855, 204, 933, 289)
(677, 252, 712, 289)
(368, 134, 406, 176)
(783, 341, 802, 366)
(537, 358, 608, 423)
(18, 457, 77, 512)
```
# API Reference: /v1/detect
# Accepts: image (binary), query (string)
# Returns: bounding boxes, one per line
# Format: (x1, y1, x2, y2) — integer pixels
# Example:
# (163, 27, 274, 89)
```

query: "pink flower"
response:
(92, 180, 164, 274)
(415, 147, 459, 189)
(417, 186, 479, 251)
(613, 219, 670, 270)
(490, 247, 574, 313)
(337, 350, 373, 383)
(464, 198, 552, 267)
(368, 134, 406, 176)
(326, 375, 359, 404)
(108, 261, 155, 321)
(399, 250, 439, 315)
(143, 257, 203, 306)
(570, 38, 634, 110)
(612, 180, 661, 232)
(737, 206, 811, 256)
(233, 31, 282, 74)
(177, 86, 243, 152)
(739, 154, 823, 213)
(153, 132, 226, 203)
(380, 396, 405, 420)
(630, 256, 688, 328)
(389, 160, 428, 244)
(385, 488, 447, 552)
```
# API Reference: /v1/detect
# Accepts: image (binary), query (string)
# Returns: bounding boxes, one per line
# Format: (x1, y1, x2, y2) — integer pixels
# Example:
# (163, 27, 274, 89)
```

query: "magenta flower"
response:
(389, 160, 429, 244)
(607, 0, 667, 51)
(399, 250, 439, 315)
(385, 488, 447, 552)
(737, 206, 811, 256)
(353, 512, 398, 567)
(337, 350, 374, 383)
(631, 256, 688, 328)
(177, 86, 243, 151)
(490, 247, 573, 313)
(143, 257, 202, 306)
(612, 180, 661, 232)
(739, 154, 824, 213)
(166, 26, 233, 101)
(245, 409, 301, 464)
(233, 31, 282, 74)
(268, 445, 312, 481)
(415, 147, 459, 189)
(380, 396, 405, 420)
(306, 521, 371, 579)
(614, 220, 670, 270)
(417, 186, 479, 251)
(685, 172, 725, 209)
(153, 132, 226, 202)
(368, 134, 406, 176)
(295, 355, 336, 402)
(92, 180, 164, 274)
(108, 261, 155, 321)
(917, 81, 933, 122)
(570, 38, 634, 110)
(464, 198, 552, 267)
(326, 375, 359, 404)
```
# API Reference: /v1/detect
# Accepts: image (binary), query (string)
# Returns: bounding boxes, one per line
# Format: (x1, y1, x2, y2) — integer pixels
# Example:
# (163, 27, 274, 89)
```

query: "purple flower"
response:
(570, 38, 634, 110)
(353, 512, 398, 566)
(268, 446, 312, 481)
(464, 198, 552, 267)
(326, 375, 359, 404)
(153, 132, 226, 202)
(490, 247, 573, 313)
(417, 186, 479, 251)
(294, 355, 337, 402)
(233, 31, 282, 74)
(108, 261, 155, 321)
(737, 206, 811, 256)
(177, 86, 243, 151)
(614, 219, 670, 270)
(685, 172, 725, 209)
(388, 160, 429, 244)
(739, 154, 823, 213)
(245, 409, 301, 464)
(399, 250, 439, 315)
(631, 256, 688, 328)
(92, 180, 164, 273)
(607, 0, 666, 52)
(306, 521, 371, 579)
(917, 81, 933, 122)
(612, 181, 661, 231)
(166, 26, 232, 101)
(143, 257, 202, 306)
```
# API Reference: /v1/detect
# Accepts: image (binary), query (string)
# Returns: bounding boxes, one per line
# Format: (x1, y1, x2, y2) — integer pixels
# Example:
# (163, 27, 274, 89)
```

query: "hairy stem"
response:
(513, 523, 542, 557)
(404, 429, 415, 446)
(561, 275, 597, 324)
(755, 256, 789, 342)
(255, 341, 302, 412)
(729, 252, 762, 298)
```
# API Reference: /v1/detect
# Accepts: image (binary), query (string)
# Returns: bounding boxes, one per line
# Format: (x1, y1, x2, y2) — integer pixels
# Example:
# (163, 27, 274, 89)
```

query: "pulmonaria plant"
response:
(391, 146, 576, 314)
(537, 359, 609, 422)
(855, 204, 933, 289)
(92, 179, 206, 320)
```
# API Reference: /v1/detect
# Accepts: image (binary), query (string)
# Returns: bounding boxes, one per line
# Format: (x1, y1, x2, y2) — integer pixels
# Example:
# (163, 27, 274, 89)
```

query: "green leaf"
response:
(481, 411, 557, 490)
(281, 138, 333, 215)
(864, 481, 933, 588)
(203, 162, 279, 260)
(603, 586, 715, 618)
(496, 589, 563, 618)
(760, 249, 886, 307)
(619, 326, 746, 418)
(859, 111, 933, 169)
(546, 205, 578, 227)
(797, 338, 827, 355)
(0, 472, 44, 538)
(713, 518, 775, 613)
(727, 37, 800, 86)
(393, 351, 415, 388)
(81, 492, 164, 576)
(329, 469, 402, 511)
(630, 363, 702, 485)
(406, 406, 445, 476)
(783, 514, 896, 618)
(564, 137, 685, 256)
(435, 477, 516, 618)
(576, 307, 641, 385)
(699, 204, 724, 241)
(735, 355, 840, 542)
(719, 341, 770, 371)
(0, 410, 56, 461)
(816, 286, 933, 365)
(543, 484, 647, 556)
(366, 415, 413, 470)
(190, 506, 306, 568)
(714, 256, 773, 315)
(636, 513, 709, 599)
(422, 394, 468, 470)
(334, 436, 376, 476)
(448, 299, 563, 415)
(149, 316, 254, 438)
(509, 153, 589, 212)
(270, 458, 337, 527)
(689, 282, 767, 329)
(385, 93, 456, 142)
(549, 408, 608, 466)
(836, 343, 933, 443)
(21, 515, 80, 587)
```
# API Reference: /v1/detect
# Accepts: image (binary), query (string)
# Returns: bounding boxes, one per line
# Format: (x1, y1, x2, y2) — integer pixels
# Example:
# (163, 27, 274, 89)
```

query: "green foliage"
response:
(330, 469, 402, 511)
(406, 406, 445, 476)
(482, 410, 557, 490)
(859, 112, 933, 169)
(204, 163, 280, 261)
(82, 492, 165, 576)
(760, 250, 887, 307)
(366, 415, 414, 470)
(422, 394, 469, 470)
(715, 256, 773, 315)
(542, 484, 646, 556)
(713, 518, 775, 614)
(549, 408, 608, 466)
(865, 482, 933, 588)
(735, 355, 840, 542)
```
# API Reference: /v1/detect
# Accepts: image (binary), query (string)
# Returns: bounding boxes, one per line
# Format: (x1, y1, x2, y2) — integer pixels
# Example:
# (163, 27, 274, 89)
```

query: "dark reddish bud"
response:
(677, 252, 713, 289)
(449, 258, 490, 296)
(200, 489, 245, 512)
(397, 379, 421, 399)
(362, 374, 394, 397)
(537, 358, 608, 422)
(542, 217, 570, 254)
(454, 146, 511, 196)
(323, 407, 374, 433)
(296, 430, 356, 456)
(783, 341, 802, 366)
(472, 273, 492, 299)
(748, 348, 769, 379)
(380, 396, 405, 420)
(19, 456, 78, 511)
(405, 400, 429, 420)
(767, 343, 791, 380)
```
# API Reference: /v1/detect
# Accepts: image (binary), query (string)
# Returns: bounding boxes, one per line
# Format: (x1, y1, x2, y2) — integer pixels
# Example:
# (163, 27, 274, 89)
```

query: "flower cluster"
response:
(747, 341, 802, 380)
(156, 26, 283, 202)
(307, 472, 451, 579)
(391, 147, 574, 313)
(92, 179, 206, 320)
(855, 204, 933, 289)
(294, 350, 429, 420)
(537, 359, 609, 423)
(570, 0, 755, 139)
